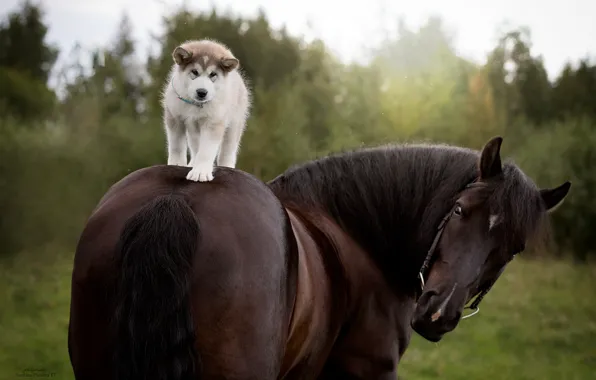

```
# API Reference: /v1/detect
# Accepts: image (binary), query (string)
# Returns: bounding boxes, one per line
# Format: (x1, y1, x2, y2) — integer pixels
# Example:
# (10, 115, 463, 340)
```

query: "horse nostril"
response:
(196, 89, 208, 99)
(417, 289, 438, 307)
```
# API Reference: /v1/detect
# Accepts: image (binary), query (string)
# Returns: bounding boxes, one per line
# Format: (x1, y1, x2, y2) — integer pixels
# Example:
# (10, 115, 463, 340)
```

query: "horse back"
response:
(68, 165, 297, 379)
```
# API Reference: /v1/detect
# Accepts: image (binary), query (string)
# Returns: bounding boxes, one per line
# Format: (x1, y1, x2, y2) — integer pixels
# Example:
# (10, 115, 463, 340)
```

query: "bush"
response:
(0, 66, 56, 122)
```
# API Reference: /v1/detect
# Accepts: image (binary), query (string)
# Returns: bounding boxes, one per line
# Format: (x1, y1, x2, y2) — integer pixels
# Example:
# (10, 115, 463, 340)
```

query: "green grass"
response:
(1, 249, 595, 379)
(0, 245, 74, 379)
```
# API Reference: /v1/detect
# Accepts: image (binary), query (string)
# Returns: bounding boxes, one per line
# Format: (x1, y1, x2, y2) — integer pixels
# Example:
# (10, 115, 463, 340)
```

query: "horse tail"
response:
(112, 194, 200, 380)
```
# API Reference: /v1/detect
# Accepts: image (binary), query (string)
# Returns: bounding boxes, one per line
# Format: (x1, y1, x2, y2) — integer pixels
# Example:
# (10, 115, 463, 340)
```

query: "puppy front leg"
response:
(186, 123, 225, 182)
(216, 123, 244, 168)
(165, 120, 187, 167)
(186, 128, 199, 167)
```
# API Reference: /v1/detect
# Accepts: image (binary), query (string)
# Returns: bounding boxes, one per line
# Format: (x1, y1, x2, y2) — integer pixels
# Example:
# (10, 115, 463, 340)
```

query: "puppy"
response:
(161, 39, 250, 182)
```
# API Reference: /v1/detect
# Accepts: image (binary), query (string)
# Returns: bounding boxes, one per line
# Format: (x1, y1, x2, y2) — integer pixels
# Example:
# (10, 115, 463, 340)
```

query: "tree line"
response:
(1, 1, 594, 260)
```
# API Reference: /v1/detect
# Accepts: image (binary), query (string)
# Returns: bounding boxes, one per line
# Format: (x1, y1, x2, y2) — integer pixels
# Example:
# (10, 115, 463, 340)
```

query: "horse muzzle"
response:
(411, 285, 462, 342)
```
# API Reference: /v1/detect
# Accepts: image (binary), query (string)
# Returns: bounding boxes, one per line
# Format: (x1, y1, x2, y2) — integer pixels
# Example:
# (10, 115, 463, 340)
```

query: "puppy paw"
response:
(186, 164, 214, 182)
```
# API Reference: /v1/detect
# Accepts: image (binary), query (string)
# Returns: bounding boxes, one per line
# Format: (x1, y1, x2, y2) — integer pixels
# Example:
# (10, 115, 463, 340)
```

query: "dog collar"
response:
(177, 96, 204, 108)
(171, 82, 207, 108)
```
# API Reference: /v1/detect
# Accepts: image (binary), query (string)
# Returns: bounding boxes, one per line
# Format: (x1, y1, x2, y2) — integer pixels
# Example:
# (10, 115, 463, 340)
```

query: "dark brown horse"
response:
(68, 136, 570, 379)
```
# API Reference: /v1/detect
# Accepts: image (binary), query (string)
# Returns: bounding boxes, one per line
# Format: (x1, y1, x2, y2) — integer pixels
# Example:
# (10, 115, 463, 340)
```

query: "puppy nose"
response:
(196, 89, 208, 99)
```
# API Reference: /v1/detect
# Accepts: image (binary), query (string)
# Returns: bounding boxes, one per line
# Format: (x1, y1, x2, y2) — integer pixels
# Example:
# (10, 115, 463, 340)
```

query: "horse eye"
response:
(454, 205, 463, 216)
(190, 69, 199, 76)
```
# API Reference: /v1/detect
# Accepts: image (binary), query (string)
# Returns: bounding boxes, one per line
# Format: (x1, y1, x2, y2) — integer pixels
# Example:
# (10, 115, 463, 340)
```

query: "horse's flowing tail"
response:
(112, 194, 200, 380)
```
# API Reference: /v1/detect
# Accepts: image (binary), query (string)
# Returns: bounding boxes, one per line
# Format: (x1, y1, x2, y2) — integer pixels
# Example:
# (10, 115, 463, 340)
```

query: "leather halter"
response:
(416, 182, 495, 319)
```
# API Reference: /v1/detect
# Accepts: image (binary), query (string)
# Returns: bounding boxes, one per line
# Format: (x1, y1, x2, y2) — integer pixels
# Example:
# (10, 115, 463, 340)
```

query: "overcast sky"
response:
(3, 0, 596, 83)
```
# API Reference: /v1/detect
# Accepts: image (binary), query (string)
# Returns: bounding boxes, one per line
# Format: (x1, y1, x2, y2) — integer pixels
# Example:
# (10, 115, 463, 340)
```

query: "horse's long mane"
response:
(268, 143, 549, 290)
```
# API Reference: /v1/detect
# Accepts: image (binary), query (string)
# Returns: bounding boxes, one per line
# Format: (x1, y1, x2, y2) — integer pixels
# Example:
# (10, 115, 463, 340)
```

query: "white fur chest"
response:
(163, 85, 228, 128)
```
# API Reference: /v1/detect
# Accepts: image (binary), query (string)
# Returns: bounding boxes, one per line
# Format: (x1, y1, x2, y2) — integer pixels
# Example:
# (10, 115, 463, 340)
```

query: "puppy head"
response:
(171, 39, 240, 103)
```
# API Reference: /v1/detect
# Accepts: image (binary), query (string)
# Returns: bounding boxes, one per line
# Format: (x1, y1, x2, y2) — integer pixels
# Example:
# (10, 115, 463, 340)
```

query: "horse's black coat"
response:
(269, 143, 549, 291)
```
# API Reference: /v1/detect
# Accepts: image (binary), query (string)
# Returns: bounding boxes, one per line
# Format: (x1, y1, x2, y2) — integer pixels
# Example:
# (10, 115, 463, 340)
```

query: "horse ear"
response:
(478, 136, 503, 179)
(540, 181, 571, 213)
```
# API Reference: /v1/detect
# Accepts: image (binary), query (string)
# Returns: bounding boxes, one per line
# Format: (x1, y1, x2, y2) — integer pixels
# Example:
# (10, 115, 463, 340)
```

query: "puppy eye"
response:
(453, 204, 463, 216)
(209, 72, 218, 79)
(190, 69, 199, 76)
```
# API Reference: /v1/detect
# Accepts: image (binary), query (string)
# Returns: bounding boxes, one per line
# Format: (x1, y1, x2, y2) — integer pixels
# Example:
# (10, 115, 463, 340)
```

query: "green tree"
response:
(0, 0, 58, 83)
(92, 13, 145, 120)
(0, 0, 58, 121)
(551, 59, 596, 120)
(60, 13, 145, 125)
(485, 27, 552, 127)
(371, 16, 474, 144)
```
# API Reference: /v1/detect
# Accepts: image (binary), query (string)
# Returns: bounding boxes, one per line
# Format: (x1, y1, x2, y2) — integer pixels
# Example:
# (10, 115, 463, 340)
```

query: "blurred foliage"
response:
(0, 0, 58, 122)
(0, 66, 56, 120)
(0, 2, 595, 261)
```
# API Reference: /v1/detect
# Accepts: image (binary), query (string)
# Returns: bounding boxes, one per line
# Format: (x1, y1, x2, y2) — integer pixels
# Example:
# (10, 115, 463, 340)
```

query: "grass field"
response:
(1, 247, 595, 379)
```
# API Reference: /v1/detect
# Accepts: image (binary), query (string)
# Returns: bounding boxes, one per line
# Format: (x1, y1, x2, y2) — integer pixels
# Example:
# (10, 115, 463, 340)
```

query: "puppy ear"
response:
(173, 46, 192, 65)
(220, 57, 239, 72)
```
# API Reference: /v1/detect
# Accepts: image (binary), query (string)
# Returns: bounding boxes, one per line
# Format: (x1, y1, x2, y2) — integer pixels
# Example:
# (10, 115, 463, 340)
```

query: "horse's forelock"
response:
(493, 163, 551, 252)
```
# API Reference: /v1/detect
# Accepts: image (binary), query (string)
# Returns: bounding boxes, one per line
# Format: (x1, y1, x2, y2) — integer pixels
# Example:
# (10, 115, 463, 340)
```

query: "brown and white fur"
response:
(161, 39, 251, 182)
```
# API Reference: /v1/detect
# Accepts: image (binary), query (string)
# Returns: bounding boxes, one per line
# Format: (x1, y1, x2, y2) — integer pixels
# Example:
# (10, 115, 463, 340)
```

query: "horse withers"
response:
(67, 136, 570, 379)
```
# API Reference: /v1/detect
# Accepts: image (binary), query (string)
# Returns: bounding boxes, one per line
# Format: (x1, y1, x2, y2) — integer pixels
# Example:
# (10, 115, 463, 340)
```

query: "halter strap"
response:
(416, 179, 495, 320)
(418, 206, 455, 282)
(462, 259, 509, 318)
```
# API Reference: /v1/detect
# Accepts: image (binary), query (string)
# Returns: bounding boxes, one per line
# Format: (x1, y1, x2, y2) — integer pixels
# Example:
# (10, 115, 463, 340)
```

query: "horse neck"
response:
(280, 205, 419, 370)
(276, 199, 450, 297)
(293, 205, 421, 351)
(269, 150, 477, 293)
(326, 194, 455, 294)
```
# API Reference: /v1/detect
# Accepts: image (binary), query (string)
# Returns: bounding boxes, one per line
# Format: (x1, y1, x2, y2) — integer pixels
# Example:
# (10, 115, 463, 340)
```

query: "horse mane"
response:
(268, 142, 549, 290)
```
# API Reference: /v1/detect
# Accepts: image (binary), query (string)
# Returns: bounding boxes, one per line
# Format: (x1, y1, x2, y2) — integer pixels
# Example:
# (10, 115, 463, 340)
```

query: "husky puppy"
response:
(161, 39, 251, 182)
